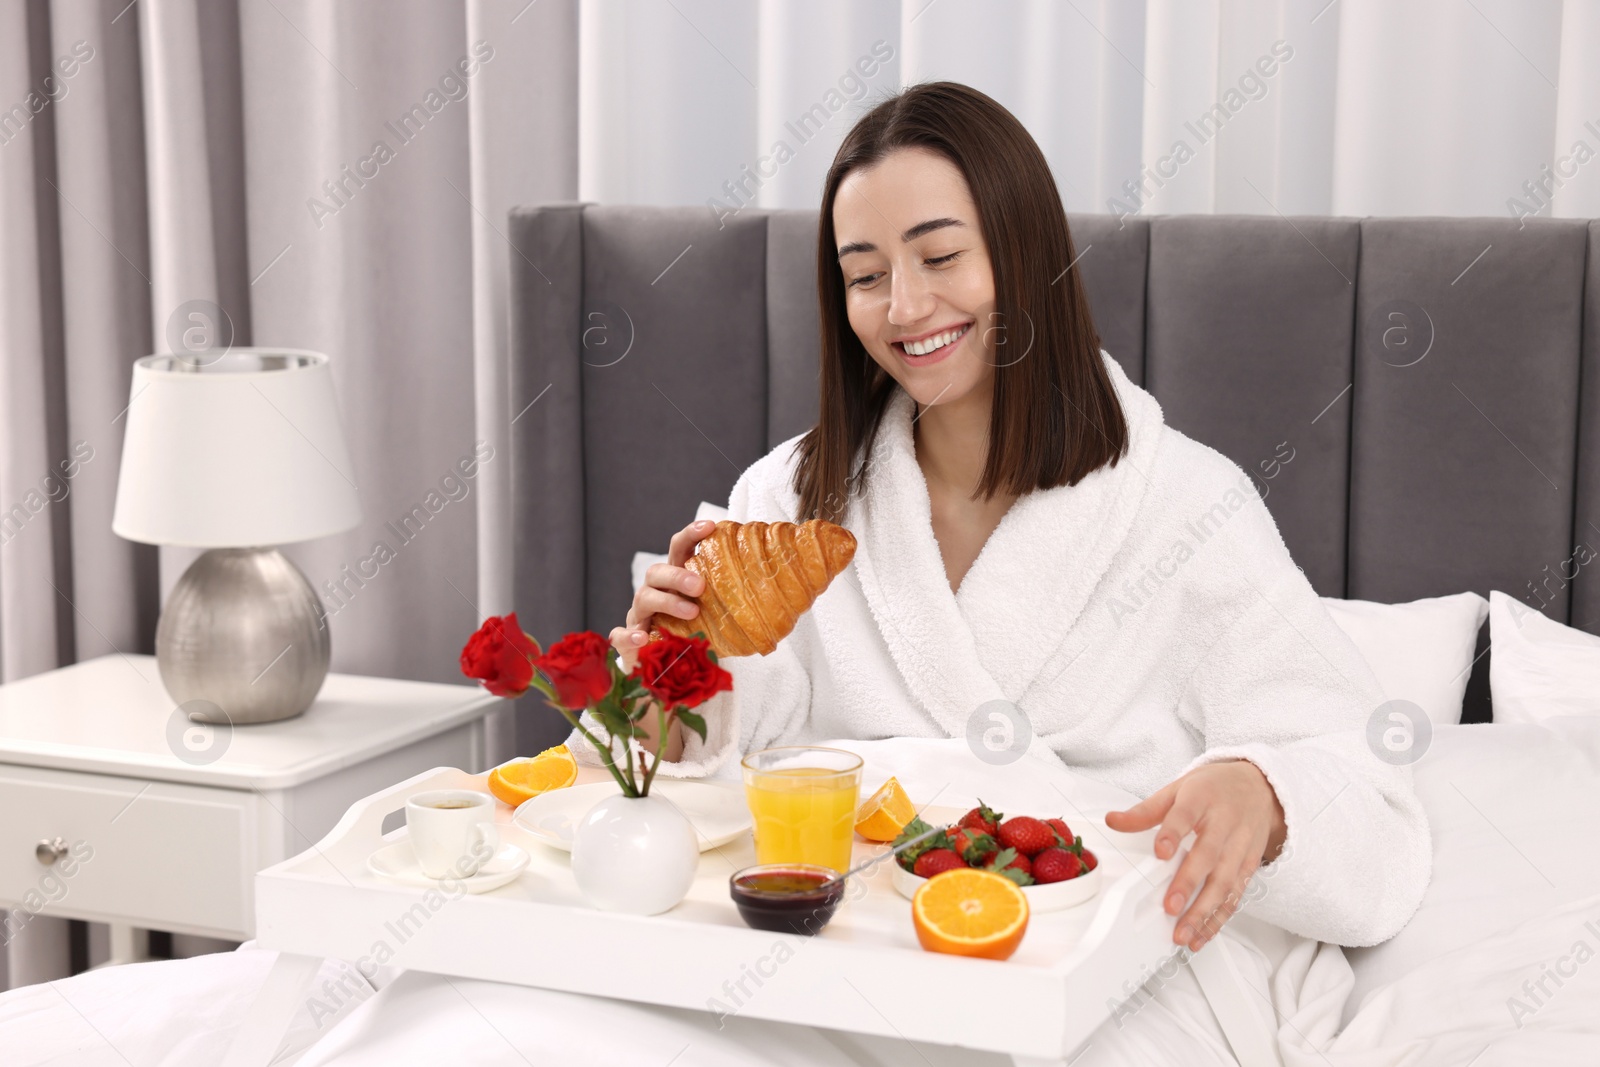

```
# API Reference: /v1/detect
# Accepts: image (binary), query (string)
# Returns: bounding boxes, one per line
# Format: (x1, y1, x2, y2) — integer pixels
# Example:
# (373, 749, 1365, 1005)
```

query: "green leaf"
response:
(986, 847, 1034, 886)
(592, 700, 631, 741)
(892, 817, 950, 871)
(951, 829, 997, 864)
(676, 709, 707, 742)
(996, 865, 1035, 888)
(609, 658, 633, 695)
(893, 815, 934, 845)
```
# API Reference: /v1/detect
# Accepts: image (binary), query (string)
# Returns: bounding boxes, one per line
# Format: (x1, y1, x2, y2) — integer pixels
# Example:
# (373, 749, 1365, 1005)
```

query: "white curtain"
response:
(0, 0, 576, 990)
(578, 0, 1599, 220)
(2, 0, 1595, 993)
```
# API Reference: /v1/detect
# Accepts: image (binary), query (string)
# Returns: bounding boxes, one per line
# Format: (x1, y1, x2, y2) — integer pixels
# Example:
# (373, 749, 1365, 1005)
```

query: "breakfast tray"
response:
(225, 767, 1279, 1067)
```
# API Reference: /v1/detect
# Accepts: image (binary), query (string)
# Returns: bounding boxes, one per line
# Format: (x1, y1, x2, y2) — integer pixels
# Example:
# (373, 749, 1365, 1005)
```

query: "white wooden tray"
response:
(236, 766, 1226, 1067)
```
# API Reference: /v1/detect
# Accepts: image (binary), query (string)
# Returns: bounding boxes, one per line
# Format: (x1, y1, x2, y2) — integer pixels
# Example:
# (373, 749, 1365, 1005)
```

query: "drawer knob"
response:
(35, 837, 68, 866)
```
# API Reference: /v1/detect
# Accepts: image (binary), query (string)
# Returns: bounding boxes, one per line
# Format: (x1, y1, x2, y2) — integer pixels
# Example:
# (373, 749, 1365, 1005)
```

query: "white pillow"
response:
(1488, 589, 1600, 722)
(629, 501, 730, 595)
(1321, 592, 1489, 726)
(1342, 716, 1600, 1023)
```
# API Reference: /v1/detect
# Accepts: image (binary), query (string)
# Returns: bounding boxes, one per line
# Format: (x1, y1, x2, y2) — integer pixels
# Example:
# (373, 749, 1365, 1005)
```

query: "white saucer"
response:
(890, 858, 1102, 912)
(368, 840, 530, 893)
(513, 779, 751, 853)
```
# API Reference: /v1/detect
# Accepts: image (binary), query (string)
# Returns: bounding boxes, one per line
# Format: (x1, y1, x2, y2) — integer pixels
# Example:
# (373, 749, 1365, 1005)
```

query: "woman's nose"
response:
(887, 267, 937, 327)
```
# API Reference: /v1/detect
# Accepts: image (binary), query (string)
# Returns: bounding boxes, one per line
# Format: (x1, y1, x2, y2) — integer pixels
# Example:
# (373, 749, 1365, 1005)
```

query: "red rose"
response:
(459, 613, 541, 698)
(535, 631, 615, 710)
(632, 633, 733, 709)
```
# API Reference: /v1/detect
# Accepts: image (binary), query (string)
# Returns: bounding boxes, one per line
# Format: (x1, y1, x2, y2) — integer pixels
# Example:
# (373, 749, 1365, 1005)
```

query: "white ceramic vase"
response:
(570, 791, 699, 915)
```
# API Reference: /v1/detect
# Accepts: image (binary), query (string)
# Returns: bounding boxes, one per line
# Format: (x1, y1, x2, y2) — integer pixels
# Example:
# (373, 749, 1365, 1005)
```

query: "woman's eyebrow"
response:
(836, 216, 966, 259)
(902, 216, 964, 242)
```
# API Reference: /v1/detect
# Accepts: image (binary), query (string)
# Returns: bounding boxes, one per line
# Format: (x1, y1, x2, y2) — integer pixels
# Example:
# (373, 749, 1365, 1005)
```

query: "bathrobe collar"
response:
(848, 352, 1165, 737)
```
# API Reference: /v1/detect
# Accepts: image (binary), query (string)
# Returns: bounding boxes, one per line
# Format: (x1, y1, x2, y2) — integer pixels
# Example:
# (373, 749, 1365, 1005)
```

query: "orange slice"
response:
(912, 868, 1030, 960)
(854, 776, 916, 842)
(487, 745, 576, 806)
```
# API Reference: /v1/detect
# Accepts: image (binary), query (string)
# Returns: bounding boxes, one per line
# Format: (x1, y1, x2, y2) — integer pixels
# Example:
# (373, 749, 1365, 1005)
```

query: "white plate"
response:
(513, 779, 751, 853)
(368, 840, 529, 893)
(890, 857, 1102, 912)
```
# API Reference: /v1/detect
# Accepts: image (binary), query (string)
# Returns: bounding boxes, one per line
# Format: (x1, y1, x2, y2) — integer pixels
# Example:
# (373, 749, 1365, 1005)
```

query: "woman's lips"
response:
(893, 322, 972, 367)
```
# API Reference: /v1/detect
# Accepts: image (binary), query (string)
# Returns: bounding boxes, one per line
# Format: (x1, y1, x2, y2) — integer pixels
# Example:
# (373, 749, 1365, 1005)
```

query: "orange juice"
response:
(745, 769, 860, 872)
(741, 747, 863, 875)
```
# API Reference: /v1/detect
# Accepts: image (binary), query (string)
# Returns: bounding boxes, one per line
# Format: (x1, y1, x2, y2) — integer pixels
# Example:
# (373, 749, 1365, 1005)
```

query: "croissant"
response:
(650, 519, 857, 658)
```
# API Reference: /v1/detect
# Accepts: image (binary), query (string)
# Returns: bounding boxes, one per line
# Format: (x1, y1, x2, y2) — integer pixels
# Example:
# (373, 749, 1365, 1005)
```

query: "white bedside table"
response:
(0, 654, 499, 963)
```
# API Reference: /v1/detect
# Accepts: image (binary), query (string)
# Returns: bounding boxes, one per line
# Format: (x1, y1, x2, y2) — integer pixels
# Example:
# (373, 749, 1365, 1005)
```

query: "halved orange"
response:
(912, 868, 1030, 960)
(854, 776, 916, 842)
(487, 745, 577, 806)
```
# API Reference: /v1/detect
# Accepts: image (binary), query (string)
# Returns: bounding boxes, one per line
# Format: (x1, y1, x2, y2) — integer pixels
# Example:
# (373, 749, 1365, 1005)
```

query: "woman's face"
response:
(832, 146, 997, 411)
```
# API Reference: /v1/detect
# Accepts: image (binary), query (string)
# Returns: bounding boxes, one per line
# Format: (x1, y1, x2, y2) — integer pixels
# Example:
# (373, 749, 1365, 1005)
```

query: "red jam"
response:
(730, 865, 845, 935)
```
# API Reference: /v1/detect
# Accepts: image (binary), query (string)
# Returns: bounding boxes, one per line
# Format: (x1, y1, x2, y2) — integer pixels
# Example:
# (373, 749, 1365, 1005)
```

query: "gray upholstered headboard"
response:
(507, 204, 1600, 746)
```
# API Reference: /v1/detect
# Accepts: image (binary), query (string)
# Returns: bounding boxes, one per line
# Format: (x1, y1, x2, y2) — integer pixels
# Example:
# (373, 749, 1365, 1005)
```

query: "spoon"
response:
(819, 824, 943, 890)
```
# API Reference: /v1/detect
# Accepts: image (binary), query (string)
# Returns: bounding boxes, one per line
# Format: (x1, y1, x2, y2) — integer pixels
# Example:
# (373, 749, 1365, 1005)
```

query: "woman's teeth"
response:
(901, 323, 970, 357)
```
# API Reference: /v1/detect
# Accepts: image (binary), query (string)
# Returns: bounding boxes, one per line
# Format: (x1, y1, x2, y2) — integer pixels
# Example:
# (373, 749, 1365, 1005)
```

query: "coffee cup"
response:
(406, 790, 498, 879)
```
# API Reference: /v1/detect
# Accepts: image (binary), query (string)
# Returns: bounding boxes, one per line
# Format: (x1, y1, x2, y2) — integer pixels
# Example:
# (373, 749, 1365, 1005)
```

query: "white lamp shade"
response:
(112, 349, 362, 547)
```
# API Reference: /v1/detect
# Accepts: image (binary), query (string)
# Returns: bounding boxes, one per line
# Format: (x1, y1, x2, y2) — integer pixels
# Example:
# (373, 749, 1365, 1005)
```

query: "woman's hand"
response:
(610, 518, 718, 671)
(1104, 760, 1288, 952)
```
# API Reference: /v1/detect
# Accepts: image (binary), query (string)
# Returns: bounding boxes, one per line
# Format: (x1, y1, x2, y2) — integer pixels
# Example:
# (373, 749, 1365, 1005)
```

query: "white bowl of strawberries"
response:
(889, 802, 1102, 913)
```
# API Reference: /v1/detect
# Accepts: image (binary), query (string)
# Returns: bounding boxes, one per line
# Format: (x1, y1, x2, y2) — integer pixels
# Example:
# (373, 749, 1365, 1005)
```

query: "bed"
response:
(6, 208, 1600, 1064)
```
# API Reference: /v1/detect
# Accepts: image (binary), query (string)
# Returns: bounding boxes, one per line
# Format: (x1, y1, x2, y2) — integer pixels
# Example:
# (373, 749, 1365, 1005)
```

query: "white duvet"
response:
(5, 724, 1599, 1065)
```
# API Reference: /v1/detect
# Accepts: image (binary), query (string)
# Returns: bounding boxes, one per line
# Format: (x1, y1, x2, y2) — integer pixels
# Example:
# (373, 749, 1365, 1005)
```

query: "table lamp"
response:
(112, 348, 361, 725)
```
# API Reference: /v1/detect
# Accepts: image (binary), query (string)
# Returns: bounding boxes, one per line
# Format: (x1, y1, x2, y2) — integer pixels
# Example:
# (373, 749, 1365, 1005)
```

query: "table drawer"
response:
(0, 764, 258, 937)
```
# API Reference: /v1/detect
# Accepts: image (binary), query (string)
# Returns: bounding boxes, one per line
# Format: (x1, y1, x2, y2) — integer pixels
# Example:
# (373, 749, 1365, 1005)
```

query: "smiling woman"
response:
(797, 83, 1127, 536)
(607, 80, 1429, 1065)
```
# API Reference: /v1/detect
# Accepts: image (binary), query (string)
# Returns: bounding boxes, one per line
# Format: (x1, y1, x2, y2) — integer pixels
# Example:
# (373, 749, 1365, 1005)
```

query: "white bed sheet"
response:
(0, 948, 372, 1065)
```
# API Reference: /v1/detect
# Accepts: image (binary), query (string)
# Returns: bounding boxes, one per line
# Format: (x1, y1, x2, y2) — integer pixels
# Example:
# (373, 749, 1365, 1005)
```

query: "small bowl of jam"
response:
(729, 864, 845, 936)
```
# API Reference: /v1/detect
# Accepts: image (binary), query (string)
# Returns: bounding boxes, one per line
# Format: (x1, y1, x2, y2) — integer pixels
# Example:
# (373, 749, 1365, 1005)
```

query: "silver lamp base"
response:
(155, 547, 330, 725)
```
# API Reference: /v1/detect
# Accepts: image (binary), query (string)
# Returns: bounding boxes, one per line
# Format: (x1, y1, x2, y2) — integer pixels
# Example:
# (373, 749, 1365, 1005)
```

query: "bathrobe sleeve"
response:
(1170, 494, 1433, 948)
(568, 443, 814, 779)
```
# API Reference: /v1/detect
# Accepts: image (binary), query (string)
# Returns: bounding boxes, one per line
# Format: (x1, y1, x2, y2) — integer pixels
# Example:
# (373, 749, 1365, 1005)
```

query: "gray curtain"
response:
(0, 0, 577, 990)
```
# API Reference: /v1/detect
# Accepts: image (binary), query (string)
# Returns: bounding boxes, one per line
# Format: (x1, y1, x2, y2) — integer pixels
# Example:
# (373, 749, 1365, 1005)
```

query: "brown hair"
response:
(792, 81, 1127, 524)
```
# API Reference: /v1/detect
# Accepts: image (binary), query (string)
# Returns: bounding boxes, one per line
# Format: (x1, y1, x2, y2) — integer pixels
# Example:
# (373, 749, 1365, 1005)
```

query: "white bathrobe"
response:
(660, 350, 1431, 949)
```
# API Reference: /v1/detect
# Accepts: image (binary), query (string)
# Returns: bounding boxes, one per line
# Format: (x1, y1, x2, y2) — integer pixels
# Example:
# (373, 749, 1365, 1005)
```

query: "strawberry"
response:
(893, 816, 950, 872)
(946, 827, 998, 865)
(1081, 848, 1098, 871)
(1032, 847, 1084, 884)
(957, 800, 1004, 837)
(983, 847, 1035, 886)
(1045, 817, 1073, 847)
(913, 848, 967, 878)
(997, 816, 1057, 858)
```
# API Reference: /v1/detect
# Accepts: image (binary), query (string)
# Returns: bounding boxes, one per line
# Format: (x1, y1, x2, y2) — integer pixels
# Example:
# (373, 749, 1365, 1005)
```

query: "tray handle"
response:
(1049, 848, 1183, 974)
(309, 766, 487, 854)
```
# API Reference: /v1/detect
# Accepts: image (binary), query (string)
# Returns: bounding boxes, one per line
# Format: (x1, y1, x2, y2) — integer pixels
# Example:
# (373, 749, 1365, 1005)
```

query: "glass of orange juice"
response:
(741, 746, 863, 875)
